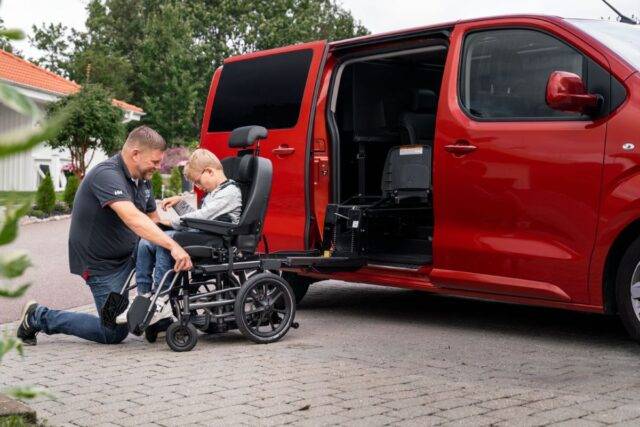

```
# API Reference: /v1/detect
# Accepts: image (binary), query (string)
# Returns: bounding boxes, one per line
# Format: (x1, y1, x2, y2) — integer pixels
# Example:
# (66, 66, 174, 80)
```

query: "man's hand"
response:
(170, 244, 193, 272)
(161, 196, 183, 211)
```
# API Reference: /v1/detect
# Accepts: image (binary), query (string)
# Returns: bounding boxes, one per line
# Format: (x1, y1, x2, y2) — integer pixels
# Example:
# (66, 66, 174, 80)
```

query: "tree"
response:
(30, 0, 369, 145)
(63, 175, 80, 209)
(46, 84, 125, 177)
(0, 17, 22, 55)
(169, 167, 182, 195)
(35, 173, 56, 214)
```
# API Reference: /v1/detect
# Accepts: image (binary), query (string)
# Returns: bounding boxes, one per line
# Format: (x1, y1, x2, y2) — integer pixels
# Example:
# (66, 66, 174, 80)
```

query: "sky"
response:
(1, 0, 638, 58)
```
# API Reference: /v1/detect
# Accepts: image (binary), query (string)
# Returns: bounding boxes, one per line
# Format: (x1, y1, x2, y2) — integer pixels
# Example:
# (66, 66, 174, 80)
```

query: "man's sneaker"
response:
(16, 300, 39, 346)
(148, 295, 173, 326)
(116, 293, 151, 325)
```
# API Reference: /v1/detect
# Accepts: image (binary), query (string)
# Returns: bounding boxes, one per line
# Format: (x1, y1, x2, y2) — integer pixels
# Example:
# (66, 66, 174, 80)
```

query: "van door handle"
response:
(444, 141, 477, 155)
(272, 145, 295, 156)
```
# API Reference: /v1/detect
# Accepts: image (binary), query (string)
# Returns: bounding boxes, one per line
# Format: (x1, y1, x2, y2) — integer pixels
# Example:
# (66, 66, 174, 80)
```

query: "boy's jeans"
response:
(136, 231, 175, 295)
(30, 258, 133, 344)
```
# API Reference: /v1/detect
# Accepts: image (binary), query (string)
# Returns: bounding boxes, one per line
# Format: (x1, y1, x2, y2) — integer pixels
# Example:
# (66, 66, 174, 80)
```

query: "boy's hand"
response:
(161, 196, 182, 211)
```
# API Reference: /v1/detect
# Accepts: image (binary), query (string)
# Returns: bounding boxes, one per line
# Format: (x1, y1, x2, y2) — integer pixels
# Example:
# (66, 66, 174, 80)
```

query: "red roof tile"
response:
(0, 50, 143, 114)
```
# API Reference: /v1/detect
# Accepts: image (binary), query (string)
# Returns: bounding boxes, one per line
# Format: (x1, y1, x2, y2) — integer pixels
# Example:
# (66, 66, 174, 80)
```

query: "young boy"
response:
(117, 149, 242, 325)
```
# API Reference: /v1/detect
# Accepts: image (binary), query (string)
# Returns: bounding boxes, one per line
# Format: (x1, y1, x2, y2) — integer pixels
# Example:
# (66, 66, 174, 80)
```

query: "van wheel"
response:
(615, 236, 640, 342)
(282, 272, 314, 304)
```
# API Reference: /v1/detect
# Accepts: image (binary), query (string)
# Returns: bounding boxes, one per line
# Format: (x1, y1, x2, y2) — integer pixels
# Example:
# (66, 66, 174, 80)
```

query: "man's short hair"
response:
(124, 125, 166, 151)
(184, 149, 222, 180)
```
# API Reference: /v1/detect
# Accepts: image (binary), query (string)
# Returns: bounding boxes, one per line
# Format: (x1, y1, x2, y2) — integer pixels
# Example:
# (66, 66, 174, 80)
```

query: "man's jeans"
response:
(30, 258, 133, 344)
(136, 231, 175, 295)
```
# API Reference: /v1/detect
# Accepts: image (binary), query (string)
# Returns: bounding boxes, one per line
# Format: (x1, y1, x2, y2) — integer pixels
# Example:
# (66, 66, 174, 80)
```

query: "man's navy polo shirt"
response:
(68, 154, 156, 278)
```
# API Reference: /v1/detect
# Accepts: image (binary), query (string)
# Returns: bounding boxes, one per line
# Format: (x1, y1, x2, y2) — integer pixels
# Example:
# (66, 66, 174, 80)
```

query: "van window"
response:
(208, 49, 313, 132)
(460, 29, 587, 120)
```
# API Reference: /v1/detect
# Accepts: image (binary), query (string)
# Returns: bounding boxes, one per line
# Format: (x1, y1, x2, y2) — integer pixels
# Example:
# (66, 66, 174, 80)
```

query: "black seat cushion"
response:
(172, 231, 224, 259)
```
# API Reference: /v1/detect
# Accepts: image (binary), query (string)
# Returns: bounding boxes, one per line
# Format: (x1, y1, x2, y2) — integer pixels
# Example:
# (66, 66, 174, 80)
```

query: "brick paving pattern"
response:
(3, 281, 640, 426)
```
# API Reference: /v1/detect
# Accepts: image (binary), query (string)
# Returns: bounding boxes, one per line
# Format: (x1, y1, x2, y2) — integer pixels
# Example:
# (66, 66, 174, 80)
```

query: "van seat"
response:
(380, 145, 432, 202)
(398, 89, 437, 146)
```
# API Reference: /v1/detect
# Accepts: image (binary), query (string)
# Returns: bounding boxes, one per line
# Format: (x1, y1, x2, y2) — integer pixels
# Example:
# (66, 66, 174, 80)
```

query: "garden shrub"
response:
(35, 173, 55, 214)
(63, 175, 80, 209)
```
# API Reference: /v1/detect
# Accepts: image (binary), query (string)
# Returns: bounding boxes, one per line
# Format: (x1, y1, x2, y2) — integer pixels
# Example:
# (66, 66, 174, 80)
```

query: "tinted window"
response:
(208, 49, 313, 132)
(460, 29, 586, 120)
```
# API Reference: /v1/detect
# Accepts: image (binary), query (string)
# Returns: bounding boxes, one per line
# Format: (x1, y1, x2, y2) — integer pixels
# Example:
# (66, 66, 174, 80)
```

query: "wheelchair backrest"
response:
(220, 126, 273, 254)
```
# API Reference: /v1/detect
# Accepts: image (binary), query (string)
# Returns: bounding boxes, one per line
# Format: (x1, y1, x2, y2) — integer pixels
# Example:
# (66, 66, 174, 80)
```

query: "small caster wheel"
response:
(166, 322, 198, 352)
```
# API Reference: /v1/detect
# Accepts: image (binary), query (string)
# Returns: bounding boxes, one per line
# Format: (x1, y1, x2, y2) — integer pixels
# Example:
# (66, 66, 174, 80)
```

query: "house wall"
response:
(0, 103, 108, 192)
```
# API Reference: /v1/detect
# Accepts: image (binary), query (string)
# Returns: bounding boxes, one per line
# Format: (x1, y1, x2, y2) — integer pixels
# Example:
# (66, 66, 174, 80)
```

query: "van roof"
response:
(329, 14, 570, 50)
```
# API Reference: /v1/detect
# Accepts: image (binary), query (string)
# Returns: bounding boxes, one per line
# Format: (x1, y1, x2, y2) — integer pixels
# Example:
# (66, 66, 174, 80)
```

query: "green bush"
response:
(35, 173, 55, 214)
(150, 171, 162, 199)
(163, 189, 175, 198)
(169, 167, 182, 195)
(63, 175, 80, 209)
(27, 209, 45, 219)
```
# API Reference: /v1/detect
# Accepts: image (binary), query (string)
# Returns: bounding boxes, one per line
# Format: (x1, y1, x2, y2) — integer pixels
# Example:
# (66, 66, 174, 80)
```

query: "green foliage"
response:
(25, 209, 44, 219)
(46, 84, 124, 177)
(169, 167, 182, 195)
(151, 171, 163, 199)
(0, 12, 60, 402)
(35, 173, 55, 214)
(30, 0, 369, 145)
(63, 175, 80, 209)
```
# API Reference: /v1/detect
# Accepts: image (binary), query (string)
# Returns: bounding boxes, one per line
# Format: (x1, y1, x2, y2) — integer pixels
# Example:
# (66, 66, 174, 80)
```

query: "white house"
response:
(0, 50, 144, 192)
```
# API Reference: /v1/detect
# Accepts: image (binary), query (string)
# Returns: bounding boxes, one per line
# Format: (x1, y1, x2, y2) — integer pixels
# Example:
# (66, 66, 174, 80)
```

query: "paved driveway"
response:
(3, 216, 640, 425)
(3, 281, 640, 426)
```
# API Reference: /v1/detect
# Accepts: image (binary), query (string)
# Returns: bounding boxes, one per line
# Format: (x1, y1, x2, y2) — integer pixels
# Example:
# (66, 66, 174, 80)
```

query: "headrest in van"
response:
(412, 89, 437, 113)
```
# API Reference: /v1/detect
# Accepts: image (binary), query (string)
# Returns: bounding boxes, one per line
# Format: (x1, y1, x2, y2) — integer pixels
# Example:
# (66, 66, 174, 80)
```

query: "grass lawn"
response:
(0, 191, 64, 207)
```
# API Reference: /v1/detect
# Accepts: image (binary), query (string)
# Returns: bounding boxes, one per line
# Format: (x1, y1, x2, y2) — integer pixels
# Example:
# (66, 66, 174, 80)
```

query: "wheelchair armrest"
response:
(181, 218, 236, 236)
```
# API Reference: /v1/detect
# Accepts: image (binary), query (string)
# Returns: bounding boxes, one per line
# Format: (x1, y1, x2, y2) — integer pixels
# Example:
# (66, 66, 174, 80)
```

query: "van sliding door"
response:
(200, 41, 328, 252)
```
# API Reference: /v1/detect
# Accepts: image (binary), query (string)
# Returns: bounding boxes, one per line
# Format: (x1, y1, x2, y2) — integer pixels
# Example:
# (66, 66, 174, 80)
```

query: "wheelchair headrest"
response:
(228, 125, 268, 148)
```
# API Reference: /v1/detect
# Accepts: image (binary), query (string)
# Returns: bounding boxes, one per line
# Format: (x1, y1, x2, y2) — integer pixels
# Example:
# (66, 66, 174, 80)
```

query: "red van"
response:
(199, 15, 640, 340)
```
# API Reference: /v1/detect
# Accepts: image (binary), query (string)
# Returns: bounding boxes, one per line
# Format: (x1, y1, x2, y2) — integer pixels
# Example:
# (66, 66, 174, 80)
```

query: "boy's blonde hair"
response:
(184, 149, 223, 181)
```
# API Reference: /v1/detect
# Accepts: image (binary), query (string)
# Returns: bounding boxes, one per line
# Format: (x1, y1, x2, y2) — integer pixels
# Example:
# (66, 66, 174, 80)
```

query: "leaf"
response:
(0, 251, 31, 279)
(4, 387, 53, 400)
(0, 110, 68, 158)
(0, 284, 30, 298)
(0, 28, 25, 41)
(0, 83, 41, 119)
(0, 203, 30, 245)
(0, 335, 23, 362)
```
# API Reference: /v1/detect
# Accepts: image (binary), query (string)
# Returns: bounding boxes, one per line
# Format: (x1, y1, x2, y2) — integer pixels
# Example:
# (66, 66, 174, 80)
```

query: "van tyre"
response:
(282, 272, 314, 304)
(615, 236, 640, 342)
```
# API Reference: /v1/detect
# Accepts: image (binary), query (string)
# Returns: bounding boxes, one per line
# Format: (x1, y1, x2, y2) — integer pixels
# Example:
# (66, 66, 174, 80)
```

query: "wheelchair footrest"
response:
(127, 295, 153, 336)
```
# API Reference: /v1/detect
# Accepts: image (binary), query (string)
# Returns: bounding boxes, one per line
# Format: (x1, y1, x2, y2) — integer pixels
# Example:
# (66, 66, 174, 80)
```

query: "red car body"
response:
(200, 15, 640, 315)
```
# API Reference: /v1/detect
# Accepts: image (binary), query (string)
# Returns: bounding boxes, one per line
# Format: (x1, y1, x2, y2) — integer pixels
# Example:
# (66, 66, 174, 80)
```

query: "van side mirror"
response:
(546, 71, 601, 115)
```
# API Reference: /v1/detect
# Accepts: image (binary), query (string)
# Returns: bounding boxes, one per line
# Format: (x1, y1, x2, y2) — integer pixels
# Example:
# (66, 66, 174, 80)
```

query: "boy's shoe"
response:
(148, 295, 173, 326)
(17, 300, 39, 346)
(116, 293, 150, 325)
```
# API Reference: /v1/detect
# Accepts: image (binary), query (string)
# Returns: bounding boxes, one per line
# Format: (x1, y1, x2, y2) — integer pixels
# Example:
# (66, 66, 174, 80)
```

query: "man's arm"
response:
(147, 210, 161, 223)
(110, 201, 192, 271)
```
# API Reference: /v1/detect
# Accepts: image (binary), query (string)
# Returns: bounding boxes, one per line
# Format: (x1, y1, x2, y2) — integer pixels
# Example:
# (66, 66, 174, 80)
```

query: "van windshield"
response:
(568, 19, 640, 71)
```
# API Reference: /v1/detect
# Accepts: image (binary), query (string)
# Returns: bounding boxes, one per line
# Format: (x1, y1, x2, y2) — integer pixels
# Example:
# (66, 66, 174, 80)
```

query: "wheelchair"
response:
(102, 125, 298, 352)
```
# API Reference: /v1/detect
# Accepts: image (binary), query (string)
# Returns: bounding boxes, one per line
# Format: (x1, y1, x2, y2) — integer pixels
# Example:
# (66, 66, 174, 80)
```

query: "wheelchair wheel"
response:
(234, 272, 296, 344)
(166, 322, 198, 352)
